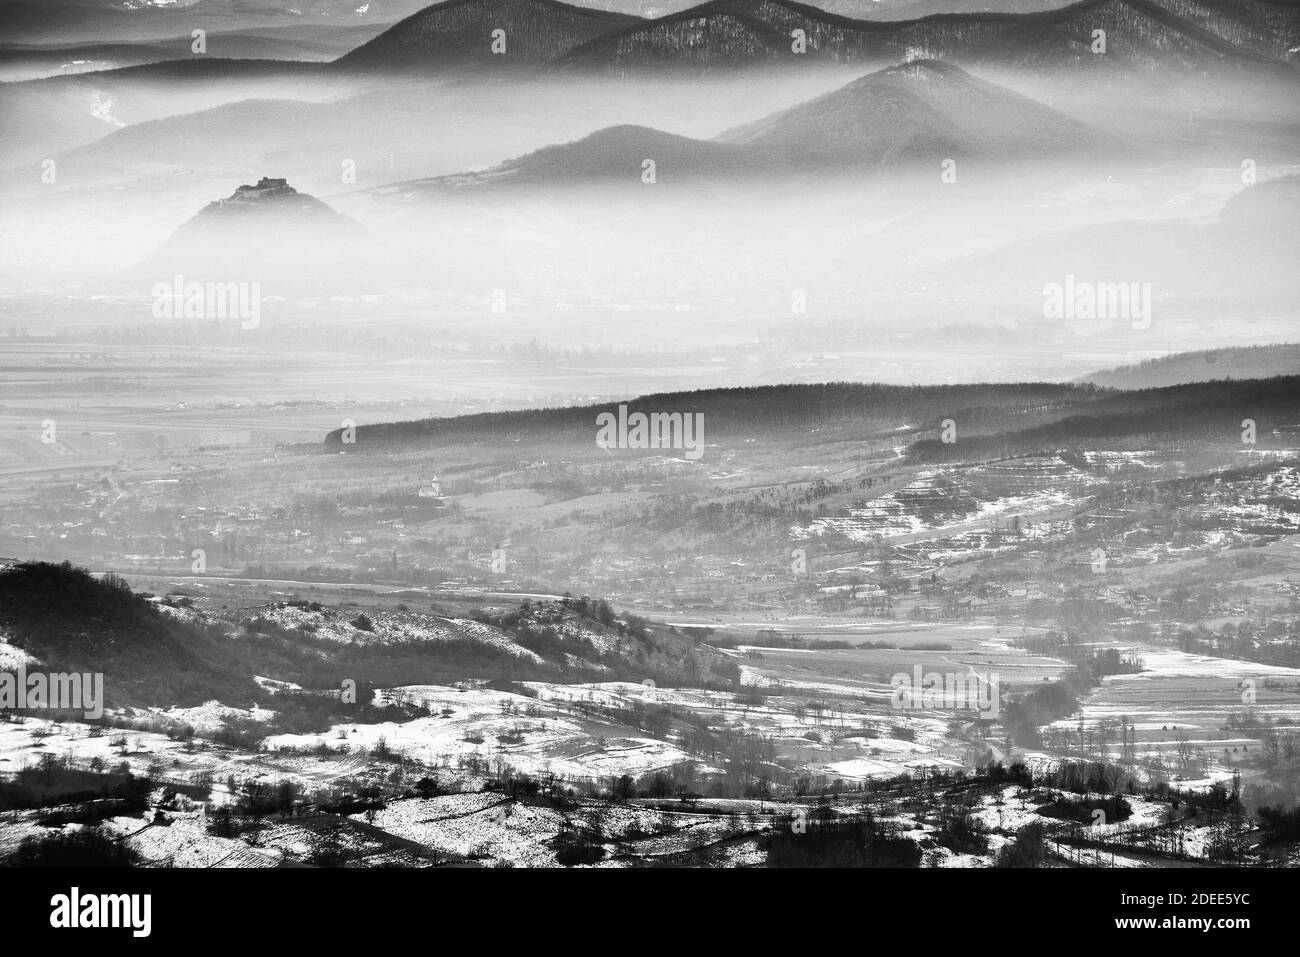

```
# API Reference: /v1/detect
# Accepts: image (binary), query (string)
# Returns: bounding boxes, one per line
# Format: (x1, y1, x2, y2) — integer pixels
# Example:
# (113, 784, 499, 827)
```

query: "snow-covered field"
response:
(265, 682, 699, 780)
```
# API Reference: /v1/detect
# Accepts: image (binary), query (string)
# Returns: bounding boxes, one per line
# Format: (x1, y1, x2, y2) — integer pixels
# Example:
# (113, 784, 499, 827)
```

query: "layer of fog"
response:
(1, 58, 1296, 400)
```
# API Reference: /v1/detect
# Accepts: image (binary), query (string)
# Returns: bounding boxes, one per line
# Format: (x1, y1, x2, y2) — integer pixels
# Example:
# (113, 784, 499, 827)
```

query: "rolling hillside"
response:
(1080, 344, 1300, 388)
(0, 561, 738, 710)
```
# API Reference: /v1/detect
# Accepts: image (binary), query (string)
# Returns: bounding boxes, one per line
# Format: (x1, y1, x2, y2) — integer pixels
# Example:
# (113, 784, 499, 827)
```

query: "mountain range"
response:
(376, 58, 1123, 193)
(5, 0, 1294, 170)
(6, 0, 1295, 76)
(556, 0, 1296, 73)
(327, 0, 1300, 75)
(0, 24, 389, 82)
(0, 0, 428, 44)
(324, 0, 1300, 75)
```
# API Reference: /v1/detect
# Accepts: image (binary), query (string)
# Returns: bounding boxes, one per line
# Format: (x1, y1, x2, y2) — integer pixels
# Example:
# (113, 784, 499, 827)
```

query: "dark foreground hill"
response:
(0, 561, 736, 711)
(0, 561, 261, 707)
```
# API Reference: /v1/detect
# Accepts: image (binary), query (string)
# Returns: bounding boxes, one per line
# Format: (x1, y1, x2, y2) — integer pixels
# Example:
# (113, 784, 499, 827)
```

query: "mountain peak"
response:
(144, 177, 366, 275)
(718, 58, 1119, 166)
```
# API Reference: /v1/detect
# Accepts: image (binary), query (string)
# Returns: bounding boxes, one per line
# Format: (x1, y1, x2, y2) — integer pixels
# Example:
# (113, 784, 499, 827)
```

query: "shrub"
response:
(7, 828, 140, 868)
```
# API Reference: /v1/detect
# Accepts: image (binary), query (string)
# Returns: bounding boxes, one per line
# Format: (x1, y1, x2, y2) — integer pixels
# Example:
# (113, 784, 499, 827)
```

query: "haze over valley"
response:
(0, 0, 1298, 874)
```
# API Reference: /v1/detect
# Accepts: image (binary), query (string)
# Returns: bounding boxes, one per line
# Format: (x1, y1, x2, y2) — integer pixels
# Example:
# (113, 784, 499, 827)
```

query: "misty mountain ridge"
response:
(0, 0, 424, 44)
(956, 173, 1300, 304)
(377, 123, 750, 192)
(374, 59, 1124, 195)
(1217, 171, 1300, 233)
(0, 24, 392, 82)
(1079, 343, 1300, 389)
